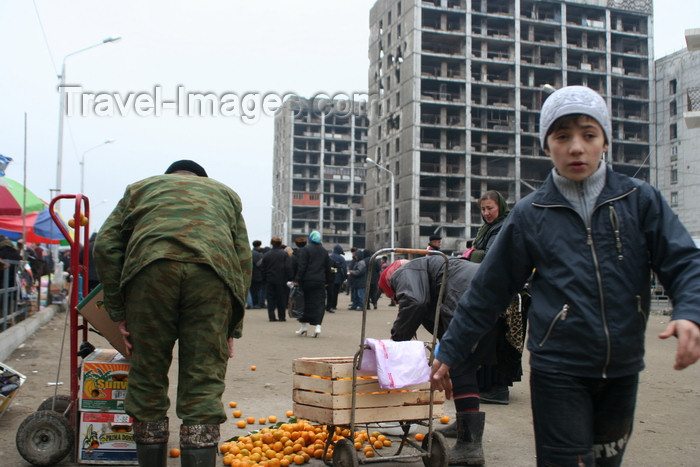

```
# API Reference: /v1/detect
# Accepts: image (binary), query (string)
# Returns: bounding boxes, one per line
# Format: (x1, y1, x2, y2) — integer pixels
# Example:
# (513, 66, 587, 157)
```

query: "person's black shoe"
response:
(479, 386, 509, 405)
(326, 309, 335, 313)
(388, 301, 396, 307)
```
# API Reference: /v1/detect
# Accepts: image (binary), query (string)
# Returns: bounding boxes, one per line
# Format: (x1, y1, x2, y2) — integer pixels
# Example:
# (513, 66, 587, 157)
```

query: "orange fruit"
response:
(415, 433, 425, 441)
(293, 454, 305, 465)
(247, 416, 256, 424)
(279, 459, 291, 467)
(439, 415, 451, 424)
(268, 415, 278, 423)
(229, 401, 238, 408)
(237, 420, 247, 429)
(251, 365, 257, 371)
(259, 417, 267, 424)
(285, 410, 294, 417)
(169, 448, 181, 457)
(233, 410, 242, 418)
(68, 218, 76, 228)
(80, 214, 88, 226)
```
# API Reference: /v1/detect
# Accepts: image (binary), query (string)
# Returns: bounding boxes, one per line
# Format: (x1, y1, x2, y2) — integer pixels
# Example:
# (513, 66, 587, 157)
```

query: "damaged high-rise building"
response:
(366, 0, 653, 252)
(272, 97, 369, 249)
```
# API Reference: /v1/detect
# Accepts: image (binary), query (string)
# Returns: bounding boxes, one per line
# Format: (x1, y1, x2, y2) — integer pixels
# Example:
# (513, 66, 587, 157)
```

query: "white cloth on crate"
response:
(359, 338, 431, 389)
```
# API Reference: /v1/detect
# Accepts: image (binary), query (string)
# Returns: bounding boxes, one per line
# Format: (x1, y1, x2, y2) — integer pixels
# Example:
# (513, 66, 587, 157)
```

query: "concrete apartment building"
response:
(654, 49, 700, 237)
(272, 97, 369, 249)
(366, 0, 653, 252)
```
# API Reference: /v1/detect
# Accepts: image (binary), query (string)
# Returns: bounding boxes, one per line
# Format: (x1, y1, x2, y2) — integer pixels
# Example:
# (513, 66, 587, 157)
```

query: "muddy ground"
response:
(0, 294, 698, 466)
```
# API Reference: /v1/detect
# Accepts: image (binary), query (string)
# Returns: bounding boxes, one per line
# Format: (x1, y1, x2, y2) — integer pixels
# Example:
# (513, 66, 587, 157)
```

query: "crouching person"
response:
(379, 255, 492, 465)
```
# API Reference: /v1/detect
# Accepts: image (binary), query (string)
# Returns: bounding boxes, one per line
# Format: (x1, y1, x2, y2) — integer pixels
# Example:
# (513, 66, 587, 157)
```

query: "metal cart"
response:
(15, 194, 93, 466)
(295, 248, 451, 467)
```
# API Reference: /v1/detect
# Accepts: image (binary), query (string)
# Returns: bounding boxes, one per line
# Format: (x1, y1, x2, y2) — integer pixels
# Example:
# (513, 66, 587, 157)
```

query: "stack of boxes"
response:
(78, 349, 137, 464)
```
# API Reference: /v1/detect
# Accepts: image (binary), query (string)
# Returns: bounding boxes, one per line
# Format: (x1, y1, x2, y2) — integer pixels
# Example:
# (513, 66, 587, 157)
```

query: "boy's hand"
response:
(117, 320, 132, 357)
(430, 359, 453, 399)
(658, 319, 700, 370)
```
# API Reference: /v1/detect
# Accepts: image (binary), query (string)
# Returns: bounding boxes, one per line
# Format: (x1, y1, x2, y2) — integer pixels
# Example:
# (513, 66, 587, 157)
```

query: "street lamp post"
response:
(56, 36, 121, 198)
(366, 157, 395, 261)
(80, 139, 114, 194)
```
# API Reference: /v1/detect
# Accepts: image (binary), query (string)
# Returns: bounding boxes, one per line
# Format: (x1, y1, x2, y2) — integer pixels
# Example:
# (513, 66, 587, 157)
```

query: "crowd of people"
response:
(55, 85, 700, 467)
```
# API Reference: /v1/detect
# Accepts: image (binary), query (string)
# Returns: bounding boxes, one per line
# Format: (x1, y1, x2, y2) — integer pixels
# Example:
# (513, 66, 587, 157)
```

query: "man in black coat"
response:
(292, 231, 331, 337)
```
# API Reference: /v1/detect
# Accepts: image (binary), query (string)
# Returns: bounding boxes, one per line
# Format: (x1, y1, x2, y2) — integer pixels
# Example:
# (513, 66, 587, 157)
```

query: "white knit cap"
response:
(539, 86, 612, 150)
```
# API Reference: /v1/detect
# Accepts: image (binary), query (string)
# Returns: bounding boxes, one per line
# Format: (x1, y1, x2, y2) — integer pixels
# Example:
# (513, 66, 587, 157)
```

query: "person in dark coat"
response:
(261, 237, 292, 322)
(379, 255, 490, 465)
(249, 240, 265, 308)
(346, 249, 366, 310)
(325, 244, 347, 313)
(363, 249, 382, 309)
(292, 231, 331, 337)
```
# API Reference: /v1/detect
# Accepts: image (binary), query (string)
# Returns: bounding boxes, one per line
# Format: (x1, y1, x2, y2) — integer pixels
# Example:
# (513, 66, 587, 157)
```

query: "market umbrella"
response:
(0, 208, 71, 245)
(0, 177, 46, 216)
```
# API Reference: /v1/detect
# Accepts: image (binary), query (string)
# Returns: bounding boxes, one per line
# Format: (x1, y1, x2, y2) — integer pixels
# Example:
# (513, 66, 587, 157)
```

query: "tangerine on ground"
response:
(259, 417, 267, 424)
(285, 410, 294, 417)
(415, 433, 425, 441)
(268, 415, 278, 423)
(236, 420, 247, 429)
(233, 410, 242, 418)
(439, 415, 451, 424)
(169, 448, 181, 457)
(293, 454, 305, 465)
(229, 401, 238, 408)
(251, 365, 257, 371)
(247, 416, 256, 424)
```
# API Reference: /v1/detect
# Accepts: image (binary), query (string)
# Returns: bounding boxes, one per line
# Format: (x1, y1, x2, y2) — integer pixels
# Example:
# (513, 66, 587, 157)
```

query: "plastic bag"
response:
(359, 338, 431, 389)
(286, 285, 304, 319)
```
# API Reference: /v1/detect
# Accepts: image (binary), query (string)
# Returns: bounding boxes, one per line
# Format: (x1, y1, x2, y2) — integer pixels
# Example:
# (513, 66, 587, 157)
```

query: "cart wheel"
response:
(422, 430, 449, 467)
(332, 438, 358, 467)
(16, 410, 74, 466)
(37, 395, 72, 418)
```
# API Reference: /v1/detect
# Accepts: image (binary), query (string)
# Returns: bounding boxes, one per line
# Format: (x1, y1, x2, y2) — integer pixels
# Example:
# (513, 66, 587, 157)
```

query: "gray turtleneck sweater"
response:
(551, 161, 606, 227)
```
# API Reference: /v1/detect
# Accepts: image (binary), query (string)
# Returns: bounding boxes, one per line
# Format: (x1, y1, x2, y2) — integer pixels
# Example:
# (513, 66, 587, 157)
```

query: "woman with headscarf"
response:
(464, 191, 509, 263)
(466, 191, 526, 405)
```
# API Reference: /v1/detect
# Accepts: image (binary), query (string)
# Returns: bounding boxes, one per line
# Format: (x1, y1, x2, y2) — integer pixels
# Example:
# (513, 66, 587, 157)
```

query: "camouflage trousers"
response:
(123, 260, 232, 425)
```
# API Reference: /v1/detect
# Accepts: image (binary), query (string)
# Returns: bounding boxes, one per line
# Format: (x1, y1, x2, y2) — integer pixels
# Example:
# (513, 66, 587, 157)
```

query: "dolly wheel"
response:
(332, 438, 358, 467)
(37, 395, 72, 418)
(16, 410, 74, 466)
(422, 430, 449, 467)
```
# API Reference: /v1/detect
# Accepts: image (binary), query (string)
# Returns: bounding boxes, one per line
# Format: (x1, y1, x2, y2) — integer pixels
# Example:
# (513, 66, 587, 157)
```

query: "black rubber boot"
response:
(133, 418, 169, 467)
(180, 424, 220, 467)
(449, 412, 485, 466)
(436, 420, 458, 438)
(180, 446, 217, 467)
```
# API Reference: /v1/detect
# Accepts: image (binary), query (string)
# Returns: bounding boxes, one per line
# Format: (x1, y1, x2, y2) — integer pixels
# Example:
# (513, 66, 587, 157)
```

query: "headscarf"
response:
(472, 191, 509, 250)
(378, 259, 410, 298)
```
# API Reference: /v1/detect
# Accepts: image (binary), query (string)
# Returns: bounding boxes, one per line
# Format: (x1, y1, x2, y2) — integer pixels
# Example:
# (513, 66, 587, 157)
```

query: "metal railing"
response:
(0, 260, 32, 332)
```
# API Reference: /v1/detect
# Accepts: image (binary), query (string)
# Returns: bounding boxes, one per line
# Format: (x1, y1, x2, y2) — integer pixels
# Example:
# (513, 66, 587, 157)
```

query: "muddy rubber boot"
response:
(133, 418, 169, 467)
(180, 446, 217, 467)
(180, 424, 220, 467)
(449, 412, 485, 466)
(436, 420, 458, 438)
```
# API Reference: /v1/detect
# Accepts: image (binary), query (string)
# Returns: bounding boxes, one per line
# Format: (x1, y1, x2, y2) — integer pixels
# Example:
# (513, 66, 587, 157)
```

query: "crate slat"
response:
(293, 402, 443, 425)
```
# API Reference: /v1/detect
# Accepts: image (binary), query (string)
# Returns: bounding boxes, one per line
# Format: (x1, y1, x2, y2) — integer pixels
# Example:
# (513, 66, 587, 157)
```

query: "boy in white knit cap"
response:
(430, 86, 700, 466)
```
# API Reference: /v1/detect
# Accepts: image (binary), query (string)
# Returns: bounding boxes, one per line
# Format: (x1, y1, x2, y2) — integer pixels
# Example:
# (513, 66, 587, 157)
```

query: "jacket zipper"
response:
(587, 227, 611, 378)
(538, 304, 569, 347)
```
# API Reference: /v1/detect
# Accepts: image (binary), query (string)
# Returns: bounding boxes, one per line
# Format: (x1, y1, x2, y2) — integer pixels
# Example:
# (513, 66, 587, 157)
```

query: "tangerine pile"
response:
(219, 419, 394, 466)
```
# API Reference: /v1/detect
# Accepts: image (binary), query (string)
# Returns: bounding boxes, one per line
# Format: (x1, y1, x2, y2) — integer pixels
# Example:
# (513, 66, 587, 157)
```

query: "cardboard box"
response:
(292, 357, 443, 425)
(80, 349, 130, 412)
(78, 411, 137, 464)
(76, 284, 129, 358)
(0, 361, 26, 419)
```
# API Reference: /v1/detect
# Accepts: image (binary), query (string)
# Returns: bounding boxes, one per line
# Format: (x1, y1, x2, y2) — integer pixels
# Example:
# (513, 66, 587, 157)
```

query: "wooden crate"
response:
(292, 356, 443, 425)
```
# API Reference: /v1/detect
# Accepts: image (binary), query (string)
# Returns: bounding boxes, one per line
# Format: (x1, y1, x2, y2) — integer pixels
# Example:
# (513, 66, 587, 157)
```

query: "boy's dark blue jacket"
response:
(439, 167, 700, 379)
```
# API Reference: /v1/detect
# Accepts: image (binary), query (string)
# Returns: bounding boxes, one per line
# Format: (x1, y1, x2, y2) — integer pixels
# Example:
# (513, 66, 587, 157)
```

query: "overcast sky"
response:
(0, 0, 698, 245)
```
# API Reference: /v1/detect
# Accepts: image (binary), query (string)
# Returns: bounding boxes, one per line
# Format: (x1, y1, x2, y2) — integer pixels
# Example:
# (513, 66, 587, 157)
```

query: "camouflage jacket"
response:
(93, 174, 252, 338)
